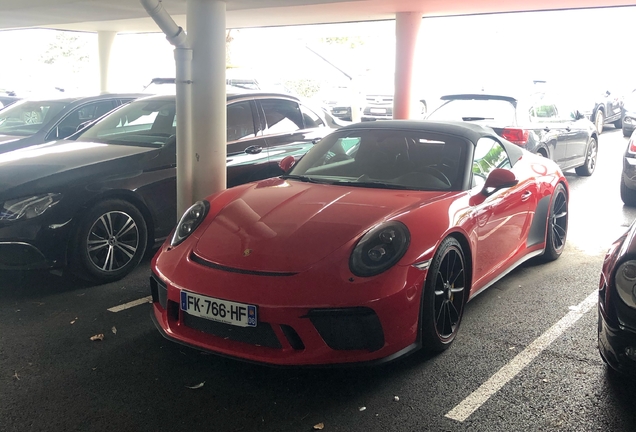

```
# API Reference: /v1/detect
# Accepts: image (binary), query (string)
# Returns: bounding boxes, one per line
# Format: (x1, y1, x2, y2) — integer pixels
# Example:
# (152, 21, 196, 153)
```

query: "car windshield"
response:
(427, 98, 517, 125)
(287, 128, 468, 191)
(76, 98, 176, 147)
(0, 100, 68, 136)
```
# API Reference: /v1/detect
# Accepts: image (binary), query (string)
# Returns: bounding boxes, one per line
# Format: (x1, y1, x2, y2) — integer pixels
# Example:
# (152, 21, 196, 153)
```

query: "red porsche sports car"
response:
(150, 120, 569, 366)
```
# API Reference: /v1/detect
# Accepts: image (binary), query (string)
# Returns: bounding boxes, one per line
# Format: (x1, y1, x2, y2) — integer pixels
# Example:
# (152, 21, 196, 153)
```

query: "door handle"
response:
(521, 191, 532, 202)
(245, 145, 263, 154)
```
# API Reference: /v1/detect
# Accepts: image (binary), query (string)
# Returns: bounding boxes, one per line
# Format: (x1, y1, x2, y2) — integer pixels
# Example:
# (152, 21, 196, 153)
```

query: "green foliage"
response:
(283, 79, 322, 98)
(320, 36, 365, 49)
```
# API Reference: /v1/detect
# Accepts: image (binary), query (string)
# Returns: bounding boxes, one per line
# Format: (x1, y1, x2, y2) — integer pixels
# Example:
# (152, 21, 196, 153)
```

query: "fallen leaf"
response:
(90, 334, 104, 341)
(186, 381, 205, 389)
(359, 406, 366, 411)
(111, 326, 117, 334)
(509, 346, 516, 350)
(13, 371, 20, 380)
(542, 378, 548, 383)
(313, 423, 324, 430)
(393, 396, 400, 402)
(70, 317, 78, 325)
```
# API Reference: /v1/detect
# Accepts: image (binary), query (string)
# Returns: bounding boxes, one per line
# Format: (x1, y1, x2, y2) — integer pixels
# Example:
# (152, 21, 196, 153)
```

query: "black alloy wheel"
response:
(542, 183, 568, 261)
(71, 199, 148, 283)
(575, 138, 597, 176)
(421, 237, 466, 352)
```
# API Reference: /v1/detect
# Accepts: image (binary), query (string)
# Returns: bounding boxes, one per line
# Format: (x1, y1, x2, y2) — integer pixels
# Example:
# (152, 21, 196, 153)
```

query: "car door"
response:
(470, 137, 536, 288)
(558, 104, 589, 167)
(225, 98, 272, 187)
(528, 101, 567, 166)
(48, 99, 118, 140)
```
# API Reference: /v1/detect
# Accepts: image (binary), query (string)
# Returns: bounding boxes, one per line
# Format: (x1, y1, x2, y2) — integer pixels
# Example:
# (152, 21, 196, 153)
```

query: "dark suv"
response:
(427, 93, 599, 176)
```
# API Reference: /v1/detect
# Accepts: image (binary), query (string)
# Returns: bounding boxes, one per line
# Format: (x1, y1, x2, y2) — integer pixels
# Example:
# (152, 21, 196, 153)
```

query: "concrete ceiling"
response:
(0, 0, 634, 32)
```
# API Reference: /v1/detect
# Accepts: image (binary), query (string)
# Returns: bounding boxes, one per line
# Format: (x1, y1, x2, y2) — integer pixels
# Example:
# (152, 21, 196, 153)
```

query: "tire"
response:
(614, 117, 623, 129)
(595, 110, 604, 134)
(542, 183, 568, 262)
(620, 176, 636, 207)
(420, 237, 467, 352)
(70, 199, 148, 283)
(575, 137, 597, 176)
(623, 126, 631, 138)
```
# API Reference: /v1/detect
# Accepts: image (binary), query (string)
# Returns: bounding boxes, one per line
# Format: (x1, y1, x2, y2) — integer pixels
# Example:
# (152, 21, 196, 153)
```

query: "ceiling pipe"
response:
(140, 0, 193, 216)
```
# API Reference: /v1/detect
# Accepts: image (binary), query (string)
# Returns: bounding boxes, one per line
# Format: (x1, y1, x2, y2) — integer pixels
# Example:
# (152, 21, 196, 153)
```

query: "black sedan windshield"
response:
(0, 100, 67, 136)
(289, 128, 468, 191)
(77, 98, 176, 147)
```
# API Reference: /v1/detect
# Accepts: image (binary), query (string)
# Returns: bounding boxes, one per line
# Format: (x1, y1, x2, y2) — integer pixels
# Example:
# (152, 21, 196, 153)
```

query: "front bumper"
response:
(598, 304, 636, 374)
(0, 216, 72, 270)
(622, 156, 636, 191)
(150, 247, 428, 366)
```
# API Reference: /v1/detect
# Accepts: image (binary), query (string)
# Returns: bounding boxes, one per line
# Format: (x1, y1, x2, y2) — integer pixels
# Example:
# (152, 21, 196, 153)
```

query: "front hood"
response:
(0, 134, 23, 145)
(0, 140, 157, 195)
(194, 179, 447, 273)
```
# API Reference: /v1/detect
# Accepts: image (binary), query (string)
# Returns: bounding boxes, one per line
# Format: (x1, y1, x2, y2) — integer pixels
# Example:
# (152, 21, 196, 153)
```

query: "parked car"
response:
(621, 89, 636, 137)
(314, 85, 363, 121)
(598, 217, 636, 374)
(426, 93, 599, 177)
(0, 95, 21, 110)
(150, 120, 569, 366)
(361, 92, 428, 121)
(0, 94, 143, 154)
(620, 130, 636, 206)
(574, 87, 624, 134)
(0, 91, 338, 283)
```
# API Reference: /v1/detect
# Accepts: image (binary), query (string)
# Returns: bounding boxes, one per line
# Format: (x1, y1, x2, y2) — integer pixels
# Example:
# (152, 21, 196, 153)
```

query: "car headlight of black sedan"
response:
(615, 260, 636, 309)
(0, 193, 62, 221)
(170, 200, 210, 247)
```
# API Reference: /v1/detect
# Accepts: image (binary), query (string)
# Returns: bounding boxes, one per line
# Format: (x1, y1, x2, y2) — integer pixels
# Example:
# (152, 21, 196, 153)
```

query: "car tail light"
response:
(628, 135, 636, 155)
(500, 128, 529, 145)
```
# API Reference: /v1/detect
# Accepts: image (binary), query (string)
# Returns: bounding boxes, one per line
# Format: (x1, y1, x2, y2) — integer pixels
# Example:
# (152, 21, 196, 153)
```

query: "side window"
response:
(472, 138, 511, 188)
(56, 101, 116, 138)
(529, 103, 558, 122)
(260, 99, 303, 135)
(299, 104, 325, 129)
(226, 101, 256, 142)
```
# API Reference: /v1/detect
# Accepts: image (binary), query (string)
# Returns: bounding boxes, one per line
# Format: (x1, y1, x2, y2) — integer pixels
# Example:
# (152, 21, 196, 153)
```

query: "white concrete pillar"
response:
(97, 31, 117, 94)
(174, 47, 193, 216)
(187, 0, 227, 202)
(393, 12, 422, 120)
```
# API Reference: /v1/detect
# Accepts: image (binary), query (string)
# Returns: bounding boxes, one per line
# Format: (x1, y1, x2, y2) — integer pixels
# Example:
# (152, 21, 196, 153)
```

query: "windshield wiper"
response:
(335, 181, 410, 190)
(280, 174, 324, 183)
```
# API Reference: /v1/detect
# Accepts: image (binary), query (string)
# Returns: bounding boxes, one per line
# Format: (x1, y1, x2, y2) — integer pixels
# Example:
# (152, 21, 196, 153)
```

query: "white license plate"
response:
(370, 108, 386, 114)
(180, 290, 257, 327)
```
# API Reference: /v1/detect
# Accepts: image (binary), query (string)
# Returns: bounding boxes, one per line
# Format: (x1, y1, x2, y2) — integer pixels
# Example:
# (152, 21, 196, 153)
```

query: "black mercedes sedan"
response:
(426, 93, 599, 177)
(0, 94, 144, 154)
(0, 92, 336, 283)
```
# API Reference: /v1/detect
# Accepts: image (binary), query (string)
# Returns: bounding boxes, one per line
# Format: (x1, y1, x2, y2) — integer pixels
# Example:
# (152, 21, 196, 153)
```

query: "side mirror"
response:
(279, 155, 296, 173)
(572, 110, 586, 121)
(481, 168, 518, 196)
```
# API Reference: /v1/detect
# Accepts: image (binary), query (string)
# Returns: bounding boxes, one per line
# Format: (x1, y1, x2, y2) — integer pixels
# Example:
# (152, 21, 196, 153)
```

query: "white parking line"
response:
(108, 296, 152, 313)
(445, 290, 598, 423)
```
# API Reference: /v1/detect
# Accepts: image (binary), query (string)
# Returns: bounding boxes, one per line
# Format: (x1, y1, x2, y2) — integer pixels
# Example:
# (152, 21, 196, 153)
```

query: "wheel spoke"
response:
(115, 242, 136, 259)
(449, 267, 464, 287)
(114, 216, 136, 239)
(87, 239, 109, 252)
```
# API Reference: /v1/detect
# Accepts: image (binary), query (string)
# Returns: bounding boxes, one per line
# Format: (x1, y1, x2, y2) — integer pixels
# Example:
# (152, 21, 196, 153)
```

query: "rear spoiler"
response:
(440, 94, 518, 105)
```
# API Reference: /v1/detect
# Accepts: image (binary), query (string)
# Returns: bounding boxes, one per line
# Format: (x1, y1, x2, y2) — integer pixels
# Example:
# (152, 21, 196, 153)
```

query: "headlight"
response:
(0, 193, 62, 221)
(349, 221, 410, 277)
(615, 260, 636, 309)
(170, 200, 210, 247)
